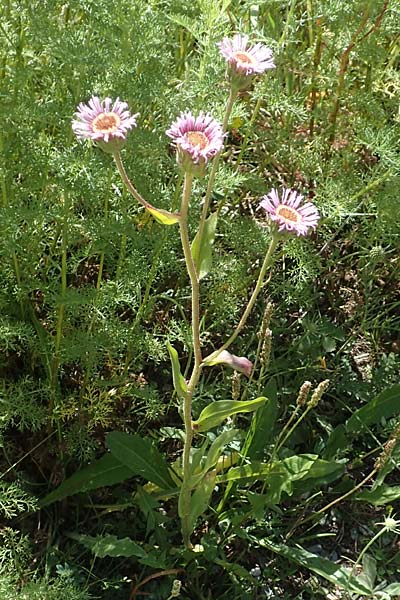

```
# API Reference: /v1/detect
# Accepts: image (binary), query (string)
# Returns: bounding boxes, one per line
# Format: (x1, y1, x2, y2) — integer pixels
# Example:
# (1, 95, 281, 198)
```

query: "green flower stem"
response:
(205, 233, 280, 360)
(113, 150, 152, 211)
(114, 151, 180, 222)
(178, 172, 203, 548)
(196, 87, 238, 247)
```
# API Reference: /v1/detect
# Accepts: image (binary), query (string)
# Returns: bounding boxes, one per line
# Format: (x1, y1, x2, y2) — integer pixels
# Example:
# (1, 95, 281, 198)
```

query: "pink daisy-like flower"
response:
(218, 34, 275, 76)
(72, 96, 138, 146)
(166, 111, 224, 174)
(260, 188, 320, 236)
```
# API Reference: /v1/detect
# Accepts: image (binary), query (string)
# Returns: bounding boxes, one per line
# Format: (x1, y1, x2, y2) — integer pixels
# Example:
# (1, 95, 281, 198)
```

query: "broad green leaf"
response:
(346, 385, 400, 433)
(70, 533, 146, 558)
(191, 212, 218, 280)
(40, 453, 133, 506)
(106, 432, 175, 490)
(193, 397, 266, 433)
(257, 539, 372, 595)
(356, 483, 400, 505)
(146, 205, 180, 225)
(187, 469, 217, 533)
(166, 343, 188, 400)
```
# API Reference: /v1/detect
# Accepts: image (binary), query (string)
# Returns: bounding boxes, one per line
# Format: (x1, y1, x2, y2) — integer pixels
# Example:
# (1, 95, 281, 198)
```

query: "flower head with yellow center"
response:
(260, 188, 320, 236)
(166, 111, 224, 176)
(218, 34, 275, 90)
(72, 96, 138, 151)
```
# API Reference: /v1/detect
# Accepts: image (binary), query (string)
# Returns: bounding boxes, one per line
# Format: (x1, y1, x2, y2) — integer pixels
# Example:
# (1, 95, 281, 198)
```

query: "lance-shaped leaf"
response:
(146, 204, 180, 225)
(40, 452, 134, 506)
(203, 349, 253, 377)
(106, 432, 175, 490)
(192, 397, 266, 433)
(191, 212, 218, 279)
(167, 343, 188, 400)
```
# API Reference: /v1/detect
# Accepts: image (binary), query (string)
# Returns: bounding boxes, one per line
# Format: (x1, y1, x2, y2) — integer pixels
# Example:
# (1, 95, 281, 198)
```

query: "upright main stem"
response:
(178, 172, 203, 548)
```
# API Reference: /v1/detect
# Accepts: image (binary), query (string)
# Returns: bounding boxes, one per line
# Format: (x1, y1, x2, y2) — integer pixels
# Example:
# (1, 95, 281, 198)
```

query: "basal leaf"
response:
(106, 432, 175, 490)
(40, 453, 133, 506)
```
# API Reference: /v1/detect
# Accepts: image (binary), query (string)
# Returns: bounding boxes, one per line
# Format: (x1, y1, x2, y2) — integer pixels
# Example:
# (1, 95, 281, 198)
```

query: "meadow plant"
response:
(2, 1, 399, 595)
(70, 35, 323, 549)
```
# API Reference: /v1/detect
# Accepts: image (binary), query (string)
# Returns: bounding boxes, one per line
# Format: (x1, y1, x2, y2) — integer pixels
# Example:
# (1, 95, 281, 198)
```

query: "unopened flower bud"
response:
(203, 349, 253, 377)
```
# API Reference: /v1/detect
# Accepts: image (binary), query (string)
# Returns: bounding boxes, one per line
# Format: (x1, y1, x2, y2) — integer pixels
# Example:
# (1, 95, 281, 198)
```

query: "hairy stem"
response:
(178, 172, 203, 548)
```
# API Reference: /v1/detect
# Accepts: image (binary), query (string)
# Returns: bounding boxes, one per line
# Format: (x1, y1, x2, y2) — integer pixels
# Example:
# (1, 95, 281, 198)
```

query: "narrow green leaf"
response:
(40, 453, 133, 506)
(146, 205, 180, 225)
(166, 343, 188, 400)
(191, 212, 218, 280)
(106, 432, 175, 490)
(257, 539, 372, 595)
(193, 397, 266, 433)
(346, 385, 400, 433)
(70, 533, 146, 558)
